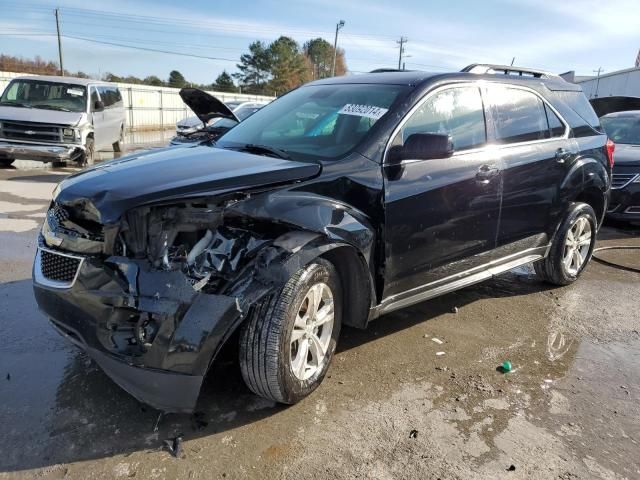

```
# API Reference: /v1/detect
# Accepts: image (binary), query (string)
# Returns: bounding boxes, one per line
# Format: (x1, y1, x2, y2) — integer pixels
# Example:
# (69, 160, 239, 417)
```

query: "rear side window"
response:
(487, 87, 549, 143)
(558, 91, 600, 127)
(397, 86, 487, 151)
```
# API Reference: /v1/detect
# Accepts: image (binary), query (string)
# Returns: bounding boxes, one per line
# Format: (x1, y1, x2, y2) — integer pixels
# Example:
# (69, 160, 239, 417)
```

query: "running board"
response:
(370, 251, 544, 319)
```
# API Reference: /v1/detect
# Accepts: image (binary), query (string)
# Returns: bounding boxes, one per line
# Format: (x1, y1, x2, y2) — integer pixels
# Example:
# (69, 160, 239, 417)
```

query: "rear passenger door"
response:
(383, 85, 502, 298)
(485, 84, 573, 252)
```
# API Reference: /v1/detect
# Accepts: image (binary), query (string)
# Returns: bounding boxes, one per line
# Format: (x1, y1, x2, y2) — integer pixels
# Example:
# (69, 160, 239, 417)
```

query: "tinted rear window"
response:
(554, 91, 600, 129)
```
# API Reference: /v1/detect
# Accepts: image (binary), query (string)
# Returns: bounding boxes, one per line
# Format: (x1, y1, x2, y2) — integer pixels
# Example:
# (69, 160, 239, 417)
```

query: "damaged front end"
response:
(33, 194, 314, 412)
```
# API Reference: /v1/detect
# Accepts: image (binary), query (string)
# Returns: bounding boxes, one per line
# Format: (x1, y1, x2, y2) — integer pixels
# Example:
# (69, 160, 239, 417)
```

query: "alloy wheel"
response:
(290, 282, 335, 381)
(563, 215, 592, 275)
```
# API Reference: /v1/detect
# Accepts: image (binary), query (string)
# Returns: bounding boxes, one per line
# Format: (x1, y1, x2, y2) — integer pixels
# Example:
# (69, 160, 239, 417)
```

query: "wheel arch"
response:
(202, 234, 375, 378)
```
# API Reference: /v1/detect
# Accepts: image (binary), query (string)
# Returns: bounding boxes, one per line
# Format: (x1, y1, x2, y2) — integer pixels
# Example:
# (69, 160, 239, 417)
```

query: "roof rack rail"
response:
(461, 64, 562, 80)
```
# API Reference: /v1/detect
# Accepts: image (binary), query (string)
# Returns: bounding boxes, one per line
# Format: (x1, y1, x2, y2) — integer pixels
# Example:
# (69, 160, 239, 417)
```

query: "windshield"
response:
(601, 115, 640, 145)
(216, 84, 409, 160)
(0, 79, 87, 113)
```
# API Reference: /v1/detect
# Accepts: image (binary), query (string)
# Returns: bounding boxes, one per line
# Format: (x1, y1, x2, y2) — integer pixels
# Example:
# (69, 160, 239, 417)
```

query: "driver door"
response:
(382, 85, 502, 298)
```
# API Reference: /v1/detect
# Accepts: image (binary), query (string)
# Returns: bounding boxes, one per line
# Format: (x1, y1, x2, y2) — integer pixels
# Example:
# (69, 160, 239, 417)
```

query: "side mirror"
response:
(93, 100, 104, 112)
(387, 133, 453, 164)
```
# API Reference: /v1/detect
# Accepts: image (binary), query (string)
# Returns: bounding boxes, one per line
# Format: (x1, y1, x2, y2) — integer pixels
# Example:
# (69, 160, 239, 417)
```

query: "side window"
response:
(545, 104, 565, 138)
(90, 87, 100, 110)
(396, 86, 487, 151)
(112, 88, 122, 105)
(488, 87, 549, 143)
(97, 87, 113, 108)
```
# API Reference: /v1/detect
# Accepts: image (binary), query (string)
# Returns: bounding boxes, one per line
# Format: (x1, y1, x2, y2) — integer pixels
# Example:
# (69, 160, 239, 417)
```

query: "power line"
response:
(63, 35, 238, 63)
(61, 35, 238, 62)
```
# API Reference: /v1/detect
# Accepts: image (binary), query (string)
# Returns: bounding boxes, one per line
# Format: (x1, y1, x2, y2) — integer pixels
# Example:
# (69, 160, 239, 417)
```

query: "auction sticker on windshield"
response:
(67, 88, 84, 96)
(338, 104, 388, 120)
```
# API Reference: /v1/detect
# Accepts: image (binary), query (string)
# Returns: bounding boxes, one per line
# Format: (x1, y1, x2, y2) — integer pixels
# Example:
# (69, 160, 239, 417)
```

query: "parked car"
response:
(600, 110, 640, 221)
(0, 76, 125, 166)
(170, 92, 266, 146)
(33, 64, 611, 413)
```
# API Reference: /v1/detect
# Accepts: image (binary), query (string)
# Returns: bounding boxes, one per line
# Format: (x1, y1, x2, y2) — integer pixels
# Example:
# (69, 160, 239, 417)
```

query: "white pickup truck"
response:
(0, 75, 125, 166)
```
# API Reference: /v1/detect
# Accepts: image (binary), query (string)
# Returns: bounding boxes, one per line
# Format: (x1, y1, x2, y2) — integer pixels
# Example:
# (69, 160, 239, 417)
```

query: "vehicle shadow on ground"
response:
(0, 270, 552, 473)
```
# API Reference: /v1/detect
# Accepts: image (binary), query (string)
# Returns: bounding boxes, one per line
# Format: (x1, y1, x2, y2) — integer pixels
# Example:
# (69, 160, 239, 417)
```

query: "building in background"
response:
(561, 66, 640, 99)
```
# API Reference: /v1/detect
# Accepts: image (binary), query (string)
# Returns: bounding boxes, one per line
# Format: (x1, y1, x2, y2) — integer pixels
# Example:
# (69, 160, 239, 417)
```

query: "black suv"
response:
(33, 64, 611, 412)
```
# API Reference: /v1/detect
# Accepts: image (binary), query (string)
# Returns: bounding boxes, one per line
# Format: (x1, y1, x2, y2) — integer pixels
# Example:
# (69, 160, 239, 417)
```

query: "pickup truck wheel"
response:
(77, 137, 95, 167)
(113, 126, 124, 153)
(534, 203, 597, 285)
(239, 258, 342, 404)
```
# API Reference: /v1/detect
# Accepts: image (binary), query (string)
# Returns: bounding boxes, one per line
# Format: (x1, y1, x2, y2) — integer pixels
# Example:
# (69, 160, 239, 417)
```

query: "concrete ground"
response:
(0, 154, 639, 480)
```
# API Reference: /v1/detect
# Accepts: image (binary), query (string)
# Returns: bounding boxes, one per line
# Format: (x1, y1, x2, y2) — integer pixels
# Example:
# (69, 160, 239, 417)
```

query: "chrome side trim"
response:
(371, 247, 546, 318)
(33, 247, 85, 289)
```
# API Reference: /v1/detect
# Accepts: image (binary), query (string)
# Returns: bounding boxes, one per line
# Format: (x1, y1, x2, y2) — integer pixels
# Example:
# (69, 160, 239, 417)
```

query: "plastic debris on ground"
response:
(164, 435, 183, 458)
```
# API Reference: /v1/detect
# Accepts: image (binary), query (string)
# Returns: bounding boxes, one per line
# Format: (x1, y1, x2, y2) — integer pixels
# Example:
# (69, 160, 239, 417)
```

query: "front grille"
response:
(39, 249, 82, 284)
(611, 173, 639, 189)
(0, 121, 62, 143)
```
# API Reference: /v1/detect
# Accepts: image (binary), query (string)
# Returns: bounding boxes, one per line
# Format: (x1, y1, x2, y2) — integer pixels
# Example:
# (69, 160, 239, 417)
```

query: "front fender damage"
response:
(38, 189, 374, 412)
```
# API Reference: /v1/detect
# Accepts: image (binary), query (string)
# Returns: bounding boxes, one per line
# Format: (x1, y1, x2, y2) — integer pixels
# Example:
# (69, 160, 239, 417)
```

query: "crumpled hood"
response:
(0, 106, 83, 126)
(614, 144, 640, 166)
(54, 145, 321, 224)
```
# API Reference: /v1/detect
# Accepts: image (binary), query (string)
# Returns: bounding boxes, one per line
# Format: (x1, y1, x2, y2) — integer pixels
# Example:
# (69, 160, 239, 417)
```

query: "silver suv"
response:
(0, 76, 125, 166)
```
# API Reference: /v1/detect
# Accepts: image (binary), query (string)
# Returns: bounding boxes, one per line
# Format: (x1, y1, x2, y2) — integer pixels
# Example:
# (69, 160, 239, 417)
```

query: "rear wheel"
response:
(535, 203, 597, 285)
(239, 259, 342, 404)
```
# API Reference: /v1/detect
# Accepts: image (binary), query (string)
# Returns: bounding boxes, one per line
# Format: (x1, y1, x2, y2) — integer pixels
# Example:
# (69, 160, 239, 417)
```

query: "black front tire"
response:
(535, 203, 597, 285)
(239, 258, 342, 404)
(113, 126, 124, 153)
(0, 158, 15, 167)
(78, 137, 95, 167)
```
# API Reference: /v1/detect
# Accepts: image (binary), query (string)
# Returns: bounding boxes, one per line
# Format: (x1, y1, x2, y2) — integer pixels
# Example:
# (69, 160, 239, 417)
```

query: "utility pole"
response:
(510, 57, 515, 66)
(55, 8, 64, 76)
(593, 67, 604, 98)
(332, 20, 345, 77)
(397, 37, 408, 70)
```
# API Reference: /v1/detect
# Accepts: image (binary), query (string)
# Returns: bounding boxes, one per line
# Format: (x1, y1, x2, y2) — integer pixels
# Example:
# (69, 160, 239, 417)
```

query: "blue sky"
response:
(1, 0, 638, 84)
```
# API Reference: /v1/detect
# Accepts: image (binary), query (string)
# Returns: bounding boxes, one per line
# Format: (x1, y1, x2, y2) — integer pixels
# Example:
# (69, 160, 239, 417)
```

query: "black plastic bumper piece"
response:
(49, 318, 203, 413)
(87, 345, 203, 413)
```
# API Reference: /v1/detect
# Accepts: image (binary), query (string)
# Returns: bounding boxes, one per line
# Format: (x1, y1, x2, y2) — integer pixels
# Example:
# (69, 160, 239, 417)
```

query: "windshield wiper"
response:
(0, 101, 32, 108)
(36, 105, 71, 112)
(234, 143, 291, 159)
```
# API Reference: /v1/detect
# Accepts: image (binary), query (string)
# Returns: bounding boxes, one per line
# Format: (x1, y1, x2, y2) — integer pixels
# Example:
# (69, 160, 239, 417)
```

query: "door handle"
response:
(475, 164, 500, 184)
(555, 148, 572, 164)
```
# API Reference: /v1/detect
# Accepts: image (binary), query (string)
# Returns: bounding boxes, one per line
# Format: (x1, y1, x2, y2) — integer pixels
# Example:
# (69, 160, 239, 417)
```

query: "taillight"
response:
(606, 138, 615, 168)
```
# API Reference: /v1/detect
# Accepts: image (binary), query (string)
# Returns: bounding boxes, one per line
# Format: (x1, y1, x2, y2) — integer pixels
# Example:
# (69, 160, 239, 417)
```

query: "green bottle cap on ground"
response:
(502, 361, 512, 372)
